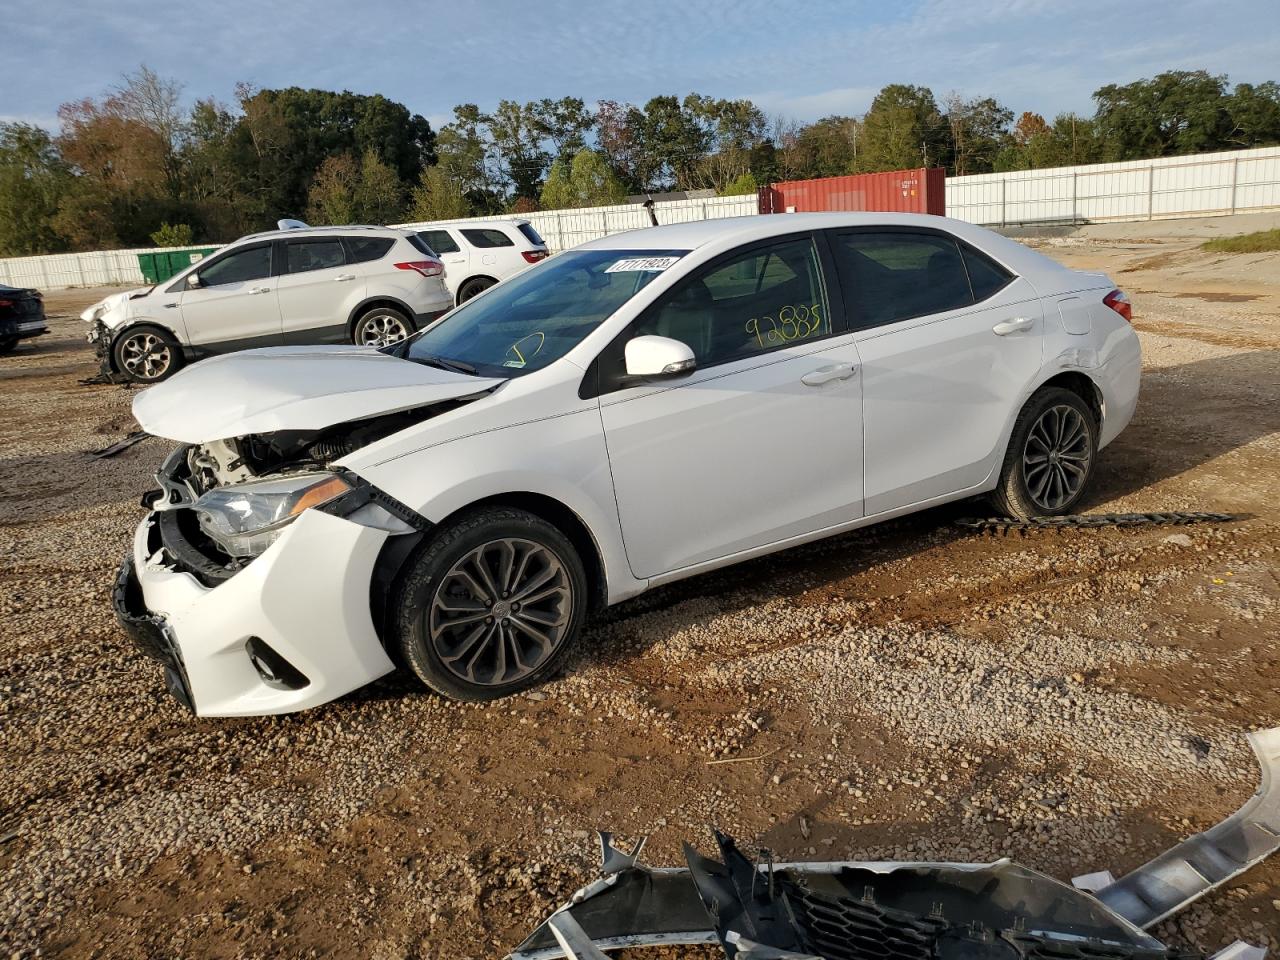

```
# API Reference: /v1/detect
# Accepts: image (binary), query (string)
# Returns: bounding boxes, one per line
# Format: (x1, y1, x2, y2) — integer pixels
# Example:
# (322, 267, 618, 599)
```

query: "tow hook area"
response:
(510, 725, 1280, 960)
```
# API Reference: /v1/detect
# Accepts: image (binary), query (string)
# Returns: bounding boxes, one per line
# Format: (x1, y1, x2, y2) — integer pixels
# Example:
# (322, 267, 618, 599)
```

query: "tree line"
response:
(1, 67, 1278, 256)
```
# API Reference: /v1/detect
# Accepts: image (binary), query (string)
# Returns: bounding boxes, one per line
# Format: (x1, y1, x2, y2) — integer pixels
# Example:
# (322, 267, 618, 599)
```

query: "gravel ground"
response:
(1, 232, 1278, 958)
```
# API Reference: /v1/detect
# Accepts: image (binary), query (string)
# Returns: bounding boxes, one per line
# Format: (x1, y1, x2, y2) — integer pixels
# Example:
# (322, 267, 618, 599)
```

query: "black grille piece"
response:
(783, 881, 946, 960)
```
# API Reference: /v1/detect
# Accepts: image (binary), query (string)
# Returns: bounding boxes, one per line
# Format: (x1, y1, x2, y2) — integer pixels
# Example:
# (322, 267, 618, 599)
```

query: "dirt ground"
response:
(1, 223, 1278, 958)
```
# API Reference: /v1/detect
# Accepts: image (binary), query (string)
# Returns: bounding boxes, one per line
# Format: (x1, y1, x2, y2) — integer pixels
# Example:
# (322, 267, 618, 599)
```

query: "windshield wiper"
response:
(412, 354, 478, 376)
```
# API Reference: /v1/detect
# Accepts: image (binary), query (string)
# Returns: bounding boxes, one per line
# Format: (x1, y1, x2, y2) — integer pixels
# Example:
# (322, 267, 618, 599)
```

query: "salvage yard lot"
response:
(2, 225, 1279, 957)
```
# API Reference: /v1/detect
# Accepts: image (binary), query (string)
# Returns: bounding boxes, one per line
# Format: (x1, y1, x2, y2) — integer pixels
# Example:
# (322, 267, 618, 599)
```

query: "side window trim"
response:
(822, 226, 1017, 332)
(586, 230, 844, 399)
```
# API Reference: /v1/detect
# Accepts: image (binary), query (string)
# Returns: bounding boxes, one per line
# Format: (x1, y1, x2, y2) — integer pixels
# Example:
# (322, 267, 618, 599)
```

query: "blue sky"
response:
(3, 0, 1278, 131)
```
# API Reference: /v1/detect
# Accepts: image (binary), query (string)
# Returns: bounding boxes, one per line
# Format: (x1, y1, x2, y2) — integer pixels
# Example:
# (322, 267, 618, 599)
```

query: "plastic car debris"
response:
(510, 726, 1279, 960)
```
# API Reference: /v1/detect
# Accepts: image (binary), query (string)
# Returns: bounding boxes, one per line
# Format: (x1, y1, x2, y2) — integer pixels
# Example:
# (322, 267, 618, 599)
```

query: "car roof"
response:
(416, 219, 529, 229)
(578, 212, 1058, 275)
(235, 224, 412, 242)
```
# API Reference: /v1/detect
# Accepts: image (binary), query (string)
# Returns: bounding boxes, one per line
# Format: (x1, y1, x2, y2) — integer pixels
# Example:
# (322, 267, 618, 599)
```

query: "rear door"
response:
(276, 236, 359, 343)
(417, 228, 469, 298)
(826, 227, 1043, 515)
(176, 242, 281, 351)
(461, 227, 519, 278)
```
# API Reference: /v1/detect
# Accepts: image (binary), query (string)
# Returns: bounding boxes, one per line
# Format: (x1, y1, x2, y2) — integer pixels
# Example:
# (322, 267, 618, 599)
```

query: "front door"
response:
(597, 234, 865, 579)
(178, 242, 281, 352)
(826, 228, 1044, 515)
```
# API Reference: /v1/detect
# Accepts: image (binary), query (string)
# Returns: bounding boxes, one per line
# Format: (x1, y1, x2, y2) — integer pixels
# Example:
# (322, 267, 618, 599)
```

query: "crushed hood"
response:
(133, 345, 502, 443)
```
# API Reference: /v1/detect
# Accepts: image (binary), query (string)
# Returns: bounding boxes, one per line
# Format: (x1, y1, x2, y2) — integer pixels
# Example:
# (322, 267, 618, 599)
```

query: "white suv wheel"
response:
(354, 309, 411, 347)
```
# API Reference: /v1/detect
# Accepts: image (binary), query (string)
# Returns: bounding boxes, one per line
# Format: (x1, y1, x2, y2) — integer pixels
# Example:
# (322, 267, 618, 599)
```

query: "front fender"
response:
(352, 410, 645, 605)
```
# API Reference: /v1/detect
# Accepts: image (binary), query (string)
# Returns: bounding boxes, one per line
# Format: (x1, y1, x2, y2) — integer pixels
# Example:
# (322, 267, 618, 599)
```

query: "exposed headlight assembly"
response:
(192, 471, 419, 560)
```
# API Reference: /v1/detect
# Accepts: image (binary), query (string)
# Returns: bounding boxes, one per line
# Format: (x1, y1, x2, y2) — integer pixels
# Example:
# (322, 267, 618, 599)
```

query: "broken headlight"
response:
(193, 472, 351, 558)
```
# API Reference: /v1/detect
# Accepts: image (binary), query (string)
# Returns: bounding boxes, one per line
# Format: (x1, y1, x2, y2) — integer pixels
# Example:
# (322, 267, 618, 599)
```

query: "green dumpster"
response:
(137, 247, 221, 284)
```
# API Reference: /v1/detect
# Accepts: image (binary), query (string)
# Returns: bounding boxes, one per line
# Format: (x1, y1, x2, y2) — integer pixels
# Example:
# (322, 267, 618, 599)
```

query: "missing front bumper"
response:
(112, 554, 194, 711)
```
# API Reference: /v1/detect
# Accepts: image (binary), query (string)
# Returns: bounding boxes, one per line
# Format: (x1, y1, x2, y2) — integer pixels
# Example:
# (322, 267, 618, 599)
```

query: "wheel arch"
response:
(346, 296, 418, 340)
(434, 492, 608, 614)
(106, 320, 185, 373)
(1034, 370, 1104, 426)
(456, 274, 499, 305)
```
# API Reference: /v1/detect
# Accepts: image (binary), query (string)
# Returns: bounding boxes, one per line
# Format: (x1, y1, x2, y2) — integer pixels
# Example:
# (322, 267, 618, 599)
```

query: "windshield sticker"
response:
(605, 256, 680, 274)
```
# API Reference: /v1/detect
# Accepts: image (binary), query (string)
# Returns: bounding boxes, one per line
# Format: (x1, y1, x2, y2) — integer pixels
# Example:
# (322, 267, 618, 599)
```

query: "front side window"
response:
(831, 231, 976, 328)
(198, 245, 271, 286)
(417, 229, 460, 255)
(285, 239, 346, 274)
(631, 236, 830, 368)
(462, 228, 515, 249)
(401, 249, 687, 377)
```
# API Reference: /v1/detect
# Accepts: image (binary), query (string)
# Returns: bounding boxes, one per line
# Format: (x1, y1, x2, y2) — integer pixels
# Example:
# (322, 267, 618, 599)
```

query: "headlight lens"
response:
(193, 473, 351, 558)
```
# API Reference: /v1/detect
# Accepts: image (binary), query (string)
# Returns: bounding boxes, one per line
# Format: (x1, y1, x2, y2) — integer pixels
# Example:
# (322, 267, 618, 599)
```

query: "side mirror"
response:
(623, 335, 696, 380)
(186, 273, 203, 290)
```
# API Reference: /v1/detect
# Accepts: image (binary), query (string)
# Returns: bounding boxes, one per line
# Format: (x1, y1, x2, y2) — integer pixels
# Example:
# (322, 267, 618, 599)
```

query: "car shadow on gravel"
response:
(1084, 349, 1279, 507)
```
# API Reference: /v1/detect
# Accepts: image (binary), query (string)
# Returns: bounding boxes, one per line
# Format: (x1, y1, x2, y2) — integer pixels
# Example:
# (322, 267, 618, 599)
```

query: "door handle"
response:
(992, 317, 1034, 336)
(247, 286, 271, 295)
(801, 363, 858, 386)
(334, 274, 356, 281)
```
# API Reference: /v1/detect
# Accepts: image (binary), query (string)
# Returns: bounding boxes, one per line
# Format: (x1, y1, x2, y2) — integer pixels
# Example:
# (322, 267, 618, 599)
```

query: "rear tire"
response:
(0, 337, 18, 355)
(990, 386, 1098, 520)
(457, 277, 495, 304)
(112, 325, 183, 383)
(392, 507, 589, 701)
(353, 306, 414, 347)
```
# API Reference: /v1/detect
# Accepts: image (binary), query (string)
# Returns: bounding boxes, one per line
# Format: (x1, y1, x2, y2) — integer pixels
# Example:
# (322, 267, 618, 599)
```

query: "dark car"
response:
(0, 284, 49, 354)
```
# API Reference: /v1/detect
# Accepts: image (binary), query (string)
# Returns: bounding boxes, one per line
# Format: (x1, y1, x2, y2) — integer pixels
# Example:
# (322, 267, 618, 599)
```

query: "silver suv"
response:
(83, 223, 453, 383)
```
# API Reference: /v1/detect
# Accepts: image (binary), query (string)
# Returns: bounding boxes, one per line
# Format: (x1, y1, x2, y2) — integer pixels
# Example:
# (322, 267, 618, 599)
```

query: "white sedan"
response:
(115, 213, 1140, 716)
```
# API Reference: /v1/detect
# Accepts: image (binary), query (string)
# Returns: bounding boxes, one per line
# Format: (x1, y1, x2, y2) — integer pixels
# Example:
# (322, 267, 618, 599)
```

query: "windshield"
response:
(400, 248, 688, 377)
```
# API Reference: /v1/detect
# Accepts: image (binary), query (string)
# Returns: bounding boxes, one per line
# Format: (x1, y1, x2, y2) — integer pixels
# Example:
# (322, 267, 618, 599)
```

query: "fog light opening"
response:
(245, 637, 310, 691)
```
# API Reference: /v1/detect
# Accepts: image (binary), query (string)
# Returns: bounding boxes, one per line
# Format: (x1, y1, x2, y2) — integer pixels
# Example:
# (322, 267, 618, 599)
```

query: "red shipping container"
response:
(758, 168, 945, 216)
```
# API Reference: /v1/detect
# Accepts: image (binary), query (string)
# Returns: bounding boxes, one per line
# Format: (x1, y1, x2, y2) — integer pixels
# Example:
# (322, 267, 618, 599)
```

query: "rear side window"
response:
(961, 245, 1013, 301)
(516, 222, 545, 247)
(462, 228, 515, 249)
(345, 236, 394, 263)
(285, 239, 346, 273)
(416, 229, 460, 255)
(831, 231, 973, 328)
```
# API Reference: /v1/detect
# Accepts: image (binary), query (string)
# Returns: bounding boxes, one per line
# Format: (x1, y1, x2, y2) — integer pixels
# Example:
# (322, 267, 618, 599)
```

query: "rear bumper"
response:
(119, 508, 397, 716)
(1, 317, 48, 341)
(1097, 332, 1142, 450)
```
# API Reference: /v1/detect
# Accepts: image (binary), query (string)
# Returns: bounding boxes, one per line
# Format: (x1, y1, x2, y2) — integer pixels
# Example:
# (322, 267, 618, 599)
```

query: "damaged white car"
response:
(114, 213, 1141, 716)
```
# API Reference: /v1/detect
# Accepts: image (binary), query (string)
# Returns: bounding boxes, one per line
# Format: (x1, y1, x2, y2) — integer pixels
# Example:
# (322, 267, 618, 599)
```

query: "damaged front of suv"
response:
(113, 345, 503, 716)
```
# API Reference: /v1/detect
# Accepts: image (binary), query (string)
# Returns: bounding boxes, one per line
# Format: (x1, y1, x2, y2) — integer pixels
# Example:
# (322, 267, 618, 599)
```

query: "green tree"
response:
(943, 94, 1013, 174)
(353, 149, 405, 223)
(0, 123, 73, 255)
(720, 171, 758, 196)
(859, 84, 949, 171)
(540, 149, 626, 209)
(149, 222, 194, 246)
(305, 153, 358, 224)
(1225, 82, 1280, 147)
(486, 99, 548, 200)
(408, 165, 471, 221)
(1093, 70, 1231, 159)
(779, 115, 861, 179)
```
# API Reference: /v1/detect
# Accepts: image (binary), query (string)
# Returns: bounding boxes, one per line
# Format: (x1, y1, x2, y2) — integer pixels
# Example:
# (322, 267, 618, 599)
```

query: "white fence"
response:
(3, 147, 1279, 291)
(398, 193, 759, 251)
(948, 146, 1280, 226)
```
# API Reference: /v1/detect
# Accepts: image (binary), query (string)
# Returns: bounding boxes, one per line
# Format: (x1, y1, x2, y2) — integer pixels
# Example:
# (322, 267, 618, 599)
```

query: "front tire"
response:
(392, 507, 589, 701)
(991, 386, 1098, 519)
(353, 306, 413, 347)
(112, 325, 183, 383)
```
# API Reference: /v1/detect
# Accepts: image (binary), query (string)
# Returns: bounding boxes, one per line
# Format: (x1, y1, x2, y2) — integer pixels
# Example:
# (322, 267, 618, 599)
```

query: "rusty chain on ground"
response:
(956, 511, 1246, 534)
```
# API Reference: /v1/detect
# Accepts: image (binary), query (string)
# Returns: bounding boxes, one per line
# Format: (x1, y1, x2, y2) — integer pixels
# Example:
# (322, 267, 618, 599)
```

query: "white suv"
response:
(411, 219, 549, 304)
(82, 224, 453, 383)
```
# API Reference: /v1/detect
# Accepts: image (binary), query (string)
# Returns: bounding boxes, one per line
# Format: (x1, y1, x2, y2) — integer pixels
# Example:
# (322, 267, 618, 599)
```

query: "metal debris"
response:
(90, 430, 151, 459)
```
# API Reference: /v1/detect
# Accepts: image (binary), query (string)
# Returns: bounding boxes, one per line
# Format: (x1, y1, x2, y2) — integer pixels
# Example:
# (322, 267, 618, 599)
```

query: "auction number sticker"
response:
(605, 256, 680, 273)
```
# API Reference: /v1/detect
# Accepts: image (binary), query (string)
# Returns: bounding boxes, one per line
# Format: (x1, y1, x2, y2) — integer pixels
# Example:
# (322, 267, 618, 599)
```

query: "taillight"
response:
(395, 259, 444, 278)
(521, 250, 548, 264)
(1103, 289, 1132, 323)
(0, 300, 12, 308)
